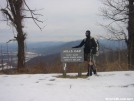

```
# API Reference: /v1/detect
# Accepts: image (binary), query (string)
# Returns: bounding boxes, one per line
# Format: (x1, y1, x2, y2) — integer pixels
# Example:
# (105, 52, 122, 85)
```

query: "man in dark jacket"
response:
(73, 30, 97, 76)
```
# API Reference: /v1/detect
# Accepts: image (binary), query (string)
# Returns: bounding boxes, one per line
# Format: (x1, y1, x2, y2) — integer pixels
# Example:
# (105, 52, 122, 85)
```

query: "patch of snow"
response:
(0, 66, 15, 70)
(0, 71, 134, 101)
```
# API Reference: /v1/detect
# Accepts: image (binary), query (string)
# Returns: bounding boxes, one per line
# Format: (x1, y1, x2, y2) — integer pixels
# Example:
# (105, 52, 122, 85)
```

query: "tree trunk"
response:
(16, 21, 25, 70)
(17, 38, 25, 70)
(14, 0, 25, 71)
(128, 0, 134, 70)
(1, 0, 43, 71)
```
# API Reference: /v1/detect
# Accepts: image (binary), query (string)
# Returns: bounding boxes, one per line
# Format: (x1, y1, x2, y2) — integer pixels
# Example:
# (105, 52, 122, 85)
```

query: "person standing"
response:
(72, 30, 97, 76)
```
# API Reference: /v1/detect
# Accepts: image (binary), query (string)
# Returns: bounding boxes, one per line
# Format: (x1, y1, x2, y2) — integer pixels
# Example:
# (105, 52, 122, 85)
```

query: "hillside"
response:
(27, 39, 126, 65)
(0, 39, 126, 55)
(0, 71, 133, 101)
(0, 39, 127, 67)
(30, 39, 126, 55)
(30, 40, 81, 54)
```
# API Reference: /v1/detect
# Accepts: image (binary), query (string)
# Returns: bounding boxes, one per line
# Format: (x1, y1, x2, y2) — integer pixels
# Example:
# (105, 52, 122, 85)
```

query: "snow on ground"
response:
(0, 71, 134, 101)
(0, 66, 15, 71)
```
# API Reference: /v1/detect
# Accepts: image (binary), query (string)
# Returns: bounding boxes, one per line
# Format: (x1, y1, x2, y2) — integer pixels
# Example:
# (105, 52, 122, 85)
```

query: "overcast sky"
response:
(0, 0, 107, 43)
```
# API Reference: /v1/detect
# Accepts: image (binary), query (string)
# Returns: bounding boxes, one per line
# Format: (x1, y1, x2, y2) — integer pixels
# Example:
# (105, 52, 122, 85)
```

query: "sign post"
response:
(78, 63, 82, 76)
(61, 48, 84, 77)
(63, 63, 67, 77)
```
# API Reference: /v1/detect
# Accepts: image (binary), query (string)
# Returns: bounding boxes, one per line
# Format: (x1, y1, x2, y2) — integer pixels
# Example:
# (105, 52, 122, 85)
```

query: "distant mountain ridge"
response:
(0, 39, 127, 54)
(32, 39, 126, 55)
(27, 39, 127, 65)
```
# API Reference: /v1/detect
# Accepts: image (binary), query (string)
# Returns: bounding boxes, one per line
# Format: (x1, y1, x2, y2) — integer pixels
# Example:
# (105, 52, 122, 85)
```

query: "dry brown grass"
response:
(0, 60, 130, 75)
(56, 75, 88, 79)
(0, 49, 132, 75)
(96, 61, 128, 72)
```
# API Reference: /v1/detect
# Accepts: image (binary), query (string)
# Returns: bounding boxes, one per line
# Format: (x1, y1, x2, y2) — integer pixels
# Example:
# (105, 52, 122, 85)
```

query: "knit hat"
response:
(86, 30, 90, 36)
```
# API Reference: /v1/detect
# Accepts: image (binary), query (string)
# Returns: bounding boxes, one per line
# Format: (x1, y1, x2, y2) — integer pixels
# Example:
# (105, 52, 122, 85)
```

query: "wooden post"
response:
(63, 63, 67, 77)
(78, 63, 82, 77)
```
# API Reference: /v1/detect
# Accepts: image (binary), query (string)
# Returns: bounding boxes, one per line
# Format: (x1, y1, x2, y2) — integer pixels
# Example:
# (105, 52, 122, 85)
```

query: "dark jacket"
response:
(73, 37, 97, 53)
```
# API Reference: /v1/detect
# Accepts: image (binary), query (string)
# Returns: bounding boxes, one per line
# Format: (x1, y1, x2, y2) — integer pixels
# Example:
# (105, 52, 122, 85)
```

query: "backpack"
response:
(84, 36, 99, 56)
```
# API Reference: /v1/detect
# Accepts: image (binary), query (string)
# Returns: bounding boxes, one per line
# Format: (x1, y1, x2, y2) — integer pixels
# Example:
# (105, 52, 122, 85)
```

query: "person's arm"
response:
(90, 38, 97, 53)
(72, 39, 85, 48)
(92, 38, 97, 48)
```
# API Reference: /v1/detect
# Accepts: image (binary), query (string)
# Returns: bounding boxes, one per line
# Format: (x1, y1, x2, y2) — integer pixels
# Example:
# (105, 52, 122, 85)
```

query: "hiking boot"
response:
(91, 65, 96, 74)
(90, 72, 92, 76)
(86, 73, 89, 76)
(93, 69, 96, 74)
(86, 72, 92, 76)
(87, 65, 93, 76)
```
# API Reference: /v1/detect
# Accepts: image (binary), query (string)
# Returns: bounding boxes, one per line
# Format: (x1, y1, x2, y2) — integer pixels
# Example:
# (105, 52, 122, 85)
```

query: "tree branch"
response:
(24, 17, 43, 22)
(6, 38, 16, 43)
(0, 9, 14, 22)
(23, 0, 44, 31)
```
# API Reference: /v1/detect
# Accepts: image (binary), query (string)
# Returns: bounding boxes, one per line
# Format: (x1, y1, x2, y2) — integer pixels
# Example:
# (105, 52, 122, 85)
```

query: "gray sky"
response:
(0, 0, 107, 43)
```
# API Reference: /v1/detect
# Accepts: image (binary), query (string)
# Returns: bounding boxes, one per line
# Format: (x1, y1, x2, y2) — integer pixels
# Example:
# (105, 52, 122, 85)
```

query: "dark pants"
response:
(87, 65, 96, 76)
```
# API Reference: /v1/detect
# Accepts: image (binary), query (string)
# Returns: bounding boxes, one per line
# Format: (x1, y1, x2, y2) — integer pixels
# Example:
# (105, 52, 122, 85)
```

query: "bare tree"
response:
(0, 0, 44, 71)
(99, 0, 134, 69)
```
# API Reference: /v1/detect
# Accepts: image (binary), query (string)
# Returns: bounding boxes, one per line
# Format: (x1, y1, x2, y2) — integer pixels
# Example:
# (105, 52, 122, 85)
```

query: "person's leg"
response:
(92, 56, 97, 74)
(86, 64, 92, 76)
(85, 53, 89, 76)
(91, 65, 96, 74)
(86, 53, 93, 76)
(89, 53, 95, 75)
(86, 65, 89, 76)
